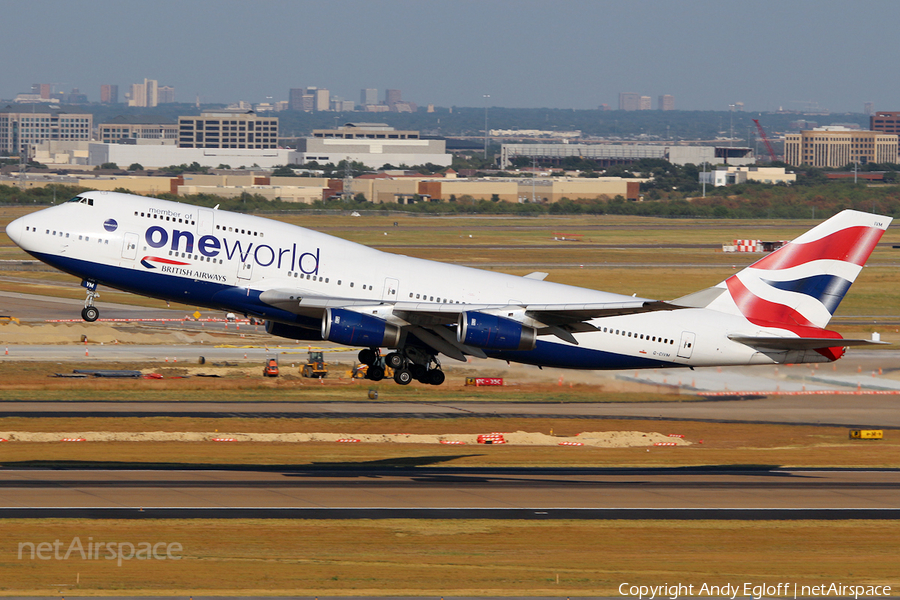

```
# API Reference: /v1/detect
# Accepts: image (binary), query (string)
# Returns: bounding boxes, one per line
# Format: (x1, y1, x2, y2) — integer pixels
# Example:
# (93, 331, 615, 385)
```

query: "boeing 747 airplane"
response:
(5, 190, 891, 385)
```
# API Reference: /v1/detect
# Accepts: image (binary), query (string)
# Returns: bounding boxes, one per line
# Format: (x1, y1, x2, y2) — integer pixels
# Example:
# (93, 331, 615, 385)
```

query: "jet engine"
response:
(457, 311, 536, 351)
(321, 308, 401, 347)
(265, 320, 323, 341)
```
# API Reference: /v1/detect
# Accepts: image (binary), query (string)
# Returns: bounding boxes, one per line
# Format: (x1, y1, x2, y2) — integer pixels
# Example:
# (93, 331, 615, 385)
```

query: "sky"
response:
(3, 0, 899, 113)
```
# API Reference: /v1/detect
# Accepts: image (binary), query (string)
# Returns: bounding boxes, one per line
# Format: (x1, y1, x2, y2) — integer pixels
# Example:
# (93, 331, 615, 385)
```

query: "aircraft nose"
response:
(5, 215, 26, 248)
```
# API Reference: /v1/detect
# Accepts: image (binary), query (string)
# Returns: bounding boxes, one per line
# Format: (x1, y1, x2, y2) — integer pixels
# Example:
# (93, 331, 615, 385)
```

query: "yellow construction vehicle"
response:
(301, 351, 328, 378)
(350, 361, 394, 380)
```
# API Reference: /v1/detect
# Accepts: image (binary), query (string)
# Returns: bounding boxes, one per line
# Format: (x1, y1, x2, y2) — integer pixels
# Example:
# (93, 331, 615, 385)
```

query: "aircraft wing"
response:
(260, 289, 682, 334)
(727, 335, 889, 351)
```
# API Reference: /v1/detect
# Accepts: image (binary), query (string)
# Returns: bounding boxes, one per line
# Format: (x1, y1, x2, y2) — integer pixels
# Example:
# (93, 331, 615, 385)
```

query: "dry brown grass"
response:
(1, 519, 898, 595)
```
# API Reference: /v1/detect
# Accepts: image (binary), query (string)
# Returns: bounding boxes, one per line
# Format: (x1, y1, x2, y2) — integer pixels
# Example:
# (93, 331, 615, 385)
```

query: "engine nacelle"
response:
(265, 320, 322, 341)
(457, 311, 536, 351)
(321, 308, 401, 348)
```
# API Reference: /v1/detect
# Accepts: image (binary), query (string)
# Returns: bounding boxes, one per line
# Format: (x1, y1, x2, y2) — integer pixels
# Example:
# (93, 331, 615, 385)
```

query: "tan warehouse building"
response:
(784, 127, 898, 167)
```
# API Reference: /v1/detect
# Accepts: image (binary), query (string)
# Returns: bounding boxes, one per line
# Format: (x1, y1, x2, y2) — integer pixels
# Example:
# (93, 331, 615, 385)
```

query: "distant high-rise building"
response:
(100, 84, 118, 104)
(332, 99, 355, 112)
(128, 78, 159, 107)
(314, 88, 330, 112)
(385, 89, 402, 108)
(145, 79, 158, 107)
(289, 88, 305, 111)
(157, 86, 175, 104)
(127, 82, 144, 107)
(618, 92, 640, 111)
(360, 88, 378, 106)
(639, 96, 651, 110)
(66, 88, 88, 104)
(658, 95, 674, 111)
(598, 103, 610, 111)
(31, 84, 51, 99)
(864, 102, 875, 116)
(734, 102, 744, 112)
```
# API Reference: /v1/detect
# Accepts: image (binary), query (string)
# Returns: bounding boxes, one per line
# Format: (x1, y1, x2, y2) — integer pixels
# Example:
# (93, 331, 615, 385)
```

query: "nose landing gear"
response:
(82, 287, 100, 322)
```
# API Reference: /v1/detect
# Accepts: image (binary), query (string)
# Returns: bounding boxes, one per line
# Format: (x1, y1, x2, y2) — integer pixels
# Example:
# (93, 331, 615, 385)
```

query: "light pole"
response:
(483, 94, 490, 159)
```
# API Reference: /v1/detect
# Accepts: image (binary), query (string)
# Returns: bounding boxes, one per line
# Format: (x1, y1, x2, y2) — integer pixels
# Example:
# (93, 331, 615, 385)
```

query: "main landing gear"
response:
(358, 346, 445, 386)
(82, 288, 100, 322)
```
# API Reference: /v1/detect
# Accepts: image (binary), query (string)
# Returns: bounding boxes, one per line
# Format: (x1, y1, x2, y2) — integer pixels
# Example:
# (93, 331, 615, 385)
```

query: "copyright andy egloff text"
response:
(619, 583, 892, 599)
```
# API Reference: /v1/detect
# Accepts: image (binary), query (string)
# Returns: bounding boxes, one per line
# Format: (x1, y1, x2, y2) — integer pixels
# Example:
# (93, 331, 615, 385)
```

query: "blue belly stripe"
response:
(489, 339, 675, 370)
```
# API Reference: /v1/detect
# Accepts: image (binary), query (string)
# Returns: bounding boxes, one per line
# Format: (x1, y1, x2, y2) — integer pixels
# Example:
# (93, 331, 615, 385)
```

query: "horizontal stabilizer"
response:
(728, 334, 888, 351)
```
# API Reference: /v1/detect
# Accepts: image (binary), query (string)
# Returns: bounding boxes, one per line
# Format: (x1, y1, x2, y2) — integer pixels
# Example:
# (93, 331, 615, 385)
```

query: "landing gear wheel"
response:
(81, 306, 99, 322)
(427, 370, 445, 386)
(393, 368, 413, 385)
(386, 352, 404, 369)
(358, 348, 377, 366)
(367, 365, 385, 381)
(410, 364, 428, 381)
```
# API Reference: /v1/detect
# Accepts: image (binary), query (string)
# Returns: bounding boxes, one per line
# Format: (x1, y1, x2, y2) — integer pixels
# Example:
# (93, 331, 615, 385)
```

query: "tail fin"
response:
(705, 210, 890, 331)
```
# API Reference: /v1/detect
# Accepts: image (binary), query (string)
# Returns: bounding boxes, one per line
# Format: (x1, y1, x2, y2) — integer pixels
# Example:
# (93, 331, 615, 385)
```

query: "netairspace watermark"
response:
(17, 537, 182, 567)
(619, 583, 893, 600)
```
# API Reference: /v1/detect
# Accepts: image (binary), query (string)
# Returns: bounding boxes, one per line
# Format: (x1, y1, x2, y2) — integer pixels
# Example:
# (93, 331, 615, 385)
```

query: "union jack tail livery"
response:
(708, 209, 890, 335)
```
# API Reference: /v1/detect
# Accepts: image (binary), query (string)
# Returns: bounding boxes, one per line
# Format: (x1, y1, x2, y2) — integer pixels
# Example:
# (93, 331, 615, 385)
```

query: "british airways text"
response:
(144, 226, 320, 274)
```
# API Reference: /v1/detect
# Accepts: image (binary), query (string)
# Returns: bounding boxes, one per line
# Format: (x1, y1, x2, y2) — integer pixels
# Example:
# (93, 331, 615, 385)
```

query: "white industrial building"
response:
(87, 141, 295, 169)
(699, 166, 796, 187)
(294, 123, 451, 169)
(500, 143, 755, 169)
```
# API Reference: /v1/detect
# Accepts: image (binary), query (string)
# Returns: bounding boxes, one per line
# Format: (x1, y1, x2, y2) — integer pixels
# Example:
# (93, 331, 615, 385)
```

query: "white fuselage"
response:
(6, 191, 839, 371)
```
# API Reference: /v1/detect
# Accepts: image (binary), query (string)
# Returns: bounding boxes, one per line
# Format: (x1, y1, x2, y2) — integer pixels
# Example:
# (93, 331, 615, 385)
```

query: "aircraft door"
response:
(198, 208, 214, 235)
(237, 261, 253, 281)
(677, 331, 696, 359)
(122, 232, 139, 260)
(382, 277, 399, 301)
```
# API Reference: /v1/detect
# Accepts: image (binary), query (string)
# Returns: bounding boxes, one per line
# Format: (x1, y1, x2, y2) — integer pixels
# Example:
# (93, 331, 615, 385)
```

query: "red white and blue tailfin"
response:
(706, 210, 891, 333)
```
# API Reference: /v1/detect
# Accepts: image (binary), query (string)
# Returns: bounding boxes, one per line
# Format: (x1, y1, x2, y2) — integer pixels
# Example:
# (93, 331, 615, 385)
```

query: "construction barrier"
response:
(212, 438, 238, 442)
(477, 433, 507, 444)
(336, 438, 361, 443)
(668, 434, 685, 438)
(61, 438, 86, 442)
(440, 440, 466, 445)
(850, 429, 883, 440)
(558, 442, 584, 446)
(654, 442, 678, 446)
(465, 377, 504, 386)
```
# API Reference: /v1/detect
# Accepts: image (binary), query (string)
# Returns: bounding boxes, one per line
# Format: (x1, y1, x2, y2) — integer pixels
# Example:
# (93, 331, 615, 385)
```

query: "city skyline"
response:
(3, 0, 900, 113)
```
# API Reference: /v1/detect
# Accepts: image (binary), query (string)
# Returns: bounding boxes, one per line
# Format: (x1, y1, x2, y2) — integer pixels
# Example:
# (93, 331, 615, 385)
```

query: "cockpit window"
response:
(67, 196, 93, 205)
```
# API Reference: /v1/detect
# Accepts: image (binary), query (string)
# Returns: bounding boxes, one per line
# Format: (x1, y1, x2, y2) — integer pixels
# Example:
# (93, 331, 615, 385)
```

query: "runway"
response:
(1, 467, 898, 519)
(2, 394, 899, 427)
